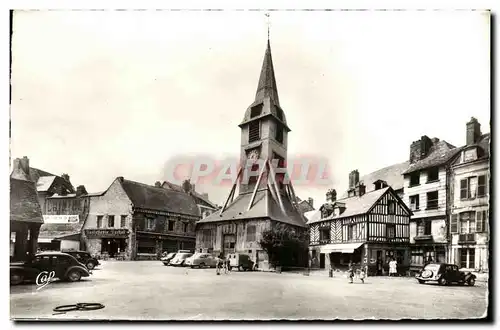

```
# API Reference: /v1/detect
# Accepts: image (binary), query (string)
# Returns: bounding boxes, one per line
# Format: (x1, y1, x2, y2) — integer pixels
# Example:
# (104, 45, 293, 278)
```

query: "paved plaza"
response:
(10, 260, 488, 320)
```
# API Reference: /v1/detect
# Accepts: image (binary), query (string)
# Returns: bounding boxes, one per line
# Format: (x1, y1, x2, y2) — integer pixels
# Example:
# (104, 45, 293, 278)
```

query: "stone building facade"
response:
(449, 118, 490, 271)
(83, 177, 200, 260)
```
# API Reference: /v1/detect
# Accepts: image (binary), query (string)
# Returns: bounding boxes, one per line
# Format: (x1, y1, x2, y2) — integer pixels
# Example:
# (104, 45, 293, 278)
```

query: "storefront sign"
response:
(43, 215, 79, 223)
(84, 229, 129, 238)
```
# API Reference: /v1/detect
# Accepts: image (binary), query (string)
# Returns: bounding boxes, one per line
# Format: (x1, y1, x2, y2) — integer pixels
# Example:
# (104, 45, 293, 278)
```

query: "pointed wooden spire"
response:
(255, 38, 280, 106)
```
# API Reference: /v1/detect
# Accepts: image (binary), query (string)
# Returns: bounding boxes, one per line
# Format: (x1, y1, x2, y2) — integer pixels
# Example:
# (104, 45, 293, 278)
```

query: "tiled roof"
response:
(36, 176, 56, 192)
(162, 181, 217, 209)
(120, 179, 200, 217)
(197, 189, 308, 228)
(29, 167, 55, 182)
(403, 140, 461, 175)
(309, 188, 390, 225)
(341, 161, 409, 199)
(39, 222, 84, 240)
(10, 178, 43, 224)
(255, 40, 280, 107)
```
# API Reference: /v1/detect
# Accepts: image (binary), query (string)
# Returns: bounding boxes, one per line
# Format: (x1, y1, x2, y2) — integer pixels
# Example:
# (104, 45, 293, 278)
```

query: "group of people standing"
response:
(215, 254, 231, 275)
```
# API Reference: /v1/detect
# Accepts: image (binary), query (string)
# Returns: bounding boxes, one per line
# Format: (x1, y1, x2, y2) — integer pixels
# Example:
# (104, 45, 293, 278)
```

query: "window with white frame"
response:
(426, 191, 438, 209)
(409, 195, 420, 211)
(477, 175, 487, 197)
(460, 248, 475, 269)
(146, 218, 155, 230)
(460, 177, 478, 200)
(459, 212, 475, 234)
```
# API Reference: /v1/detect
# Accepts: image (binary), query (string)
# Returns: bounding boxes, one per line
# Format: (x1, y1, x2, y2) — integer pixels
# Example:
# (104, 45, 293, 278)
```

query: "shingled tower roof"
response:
(255, 40, 280, 107)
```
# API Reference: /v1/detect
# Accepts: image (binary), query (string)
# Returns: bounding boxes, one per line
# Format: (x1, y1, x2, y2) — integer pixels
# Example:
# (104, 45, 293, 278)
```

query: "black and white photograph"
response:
(7, 7, 491, 321)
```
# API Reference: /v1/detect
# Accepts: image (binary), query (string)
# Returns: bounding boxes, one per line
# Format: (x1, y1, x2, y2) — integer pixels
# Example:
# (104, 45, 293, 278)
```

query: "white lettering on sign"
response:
(43, 215, 79, 224)
(36, 271, 56, 291)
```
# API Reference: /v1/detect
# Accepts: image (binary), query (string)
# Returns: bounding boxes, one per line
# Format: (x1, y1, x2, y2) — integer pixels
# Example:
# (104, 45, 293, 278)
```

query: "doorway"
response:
(102, 238, 126, 258)
(320, 253, 325, 269)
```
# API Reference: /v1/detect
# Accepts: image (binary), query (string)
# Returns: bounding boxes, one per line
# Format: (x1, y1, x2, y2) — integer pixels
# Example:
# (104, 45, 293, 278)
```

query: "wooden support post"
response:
(268, 160, 287, 215)
(247, 158, 268, 211)
(288, 179, 300, 208)
(221, 167, 243, 214)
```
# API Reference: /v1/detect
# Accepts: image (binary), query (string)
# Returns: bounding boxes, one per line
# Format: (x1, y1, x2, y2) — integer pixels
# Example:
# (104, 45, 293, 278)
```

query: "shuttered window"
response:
(249, 121, 260, 143)
(460, 179, 469, 200)
(450, 214, 458, 233)
(476, 210, 487, 233)
(478, 175, 487, 197)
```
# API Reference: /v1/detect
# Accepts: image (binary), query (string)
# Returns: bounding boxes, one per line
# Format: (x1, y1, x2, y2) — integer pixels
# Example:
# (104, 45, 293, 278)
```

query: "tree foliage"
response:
(258, 223, 309, 269)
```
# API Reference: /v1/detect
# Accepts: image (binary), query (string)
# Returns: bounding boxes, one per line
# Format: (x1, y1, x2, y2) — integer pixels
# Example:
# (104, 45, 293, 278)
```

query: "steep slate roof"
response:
(162, 181, 218, 209)
(29, 167, 55, 182)
(309, 187, 391, 225)
(255, 40, 280, 107)
(197, 190, 308, 228)
(341, 161, 409, 199)
(239, 40, 290, 130)
(403, 140, 461, 175)
(36, 176, 57, 192)
(120, 179, 200, 217)
(10, 178, 44, 224)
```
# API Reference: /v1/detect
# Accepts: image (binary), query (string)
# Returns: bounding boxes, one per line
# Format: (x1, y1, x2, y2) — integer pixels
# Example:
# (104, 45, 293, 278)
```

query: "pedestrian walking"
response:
(389, 258, 397, 277)
(226, 257, 231, 273)
(358, 265, 366, 284)
(348, 261, 355, 284)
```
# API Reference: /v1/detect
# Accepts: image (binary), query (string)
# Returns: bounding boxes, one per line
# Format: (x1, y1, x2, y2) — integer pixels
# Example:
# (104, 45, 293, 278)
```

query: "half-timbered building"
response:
(308, 186, 411, 275)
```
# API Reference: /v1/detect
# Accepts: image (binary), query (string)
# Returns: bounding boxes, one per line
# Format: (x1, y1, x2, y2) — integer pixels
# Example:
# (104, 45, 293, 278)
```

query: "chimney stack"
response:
(409, 135, 433, 164)
(356, 183, 366, 197)
(154, 181, 162, 187)
(61, 173, 70, 183)
(466, 117, 482, 145)
(11, 156, 31, 181)
(326, 189, 337, 202)
(76, 185, 88, 197)
(349, 170, 359, 189)
(307, 197, 314, 208)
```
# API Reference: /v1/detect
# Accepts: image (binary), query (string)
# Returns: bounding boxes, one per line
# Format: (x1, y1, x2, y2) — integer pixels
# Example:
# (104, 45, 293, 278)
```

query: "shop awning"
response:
(319, 242, 364, 254)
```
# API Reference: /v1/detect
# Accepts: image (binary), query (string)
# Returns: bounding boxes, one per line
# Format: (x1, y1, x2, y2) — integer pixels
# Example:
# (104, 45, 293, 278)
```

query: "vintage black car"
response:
(415, 263, 476, 286)
(10, 252, 90, 285)
(61, 250, 100, 270)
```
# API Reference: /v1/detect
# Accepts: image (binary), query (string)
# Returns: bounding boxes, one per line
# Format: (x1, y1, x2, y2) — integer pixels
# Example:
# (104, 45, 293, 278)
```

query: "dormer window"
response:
(464, 148, 478, 162)
(249, 121, 261, 143)
(250, 104, 263, 118)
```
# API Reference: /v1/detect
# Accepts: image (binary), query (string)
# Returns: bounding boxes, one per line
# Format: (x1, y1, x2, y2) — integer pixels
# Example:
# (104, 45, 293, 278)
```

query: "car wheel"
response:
(11, 272, 24, 286)
(238, 265, 243, 271)
(86, 261, 95, 270)
(468, 278, 476, 286)
(199, 263, 206, 269)
(438, 277, 448, 286)
(418, 279, 425, 284)
(66, 270, 82, 282)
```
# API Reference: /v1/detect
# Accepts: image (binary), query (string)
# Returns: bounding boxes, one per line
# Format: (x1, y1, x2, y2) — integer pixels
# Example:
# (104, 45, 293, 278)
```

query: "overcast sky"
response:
(11, 10, 490, 207)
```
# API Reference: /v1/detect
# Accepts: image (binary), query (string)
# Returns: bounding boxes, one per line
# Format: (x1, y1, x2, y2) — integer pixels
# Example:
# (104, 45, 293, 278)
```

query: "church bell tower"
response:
(238, 40, 291, 195)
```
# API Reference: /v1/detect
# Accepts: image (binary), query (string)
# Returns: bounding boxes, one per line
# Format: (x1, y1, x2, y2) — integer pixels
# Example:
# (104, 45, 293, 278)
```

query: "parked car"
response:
(161, 252, 177, 266)
(10, 252, 91, 285)
(185, 253, 217, 268)
(415, 263, 476, 286)
(170, 252, 193, 266)
(61, 250, 100, 270)
(227, 253, 254, 271)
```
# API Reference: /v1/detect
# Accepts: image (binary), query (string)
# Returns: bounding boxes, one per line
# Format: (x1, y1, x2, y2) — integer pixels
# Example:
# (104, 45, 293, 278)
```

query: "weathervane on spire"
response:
(265, 12, 271, 41)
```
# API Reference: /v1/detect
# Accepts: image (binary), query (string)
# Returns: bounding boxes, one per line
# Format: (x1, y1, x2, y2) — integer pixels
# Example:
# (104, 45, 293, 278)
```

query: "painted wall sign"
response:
(84, 229, 129, 238)
(43, 215, 79, 224)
